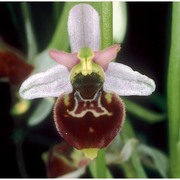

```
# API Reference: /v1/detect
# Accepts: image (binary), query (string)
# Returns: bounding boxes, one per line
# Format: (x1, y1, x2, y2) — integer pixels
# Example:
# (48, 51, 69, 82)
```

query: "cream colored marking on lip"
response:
(64, 94, 70, 106)
(105, 93, 112, 104)
(67, 90, 112, 118)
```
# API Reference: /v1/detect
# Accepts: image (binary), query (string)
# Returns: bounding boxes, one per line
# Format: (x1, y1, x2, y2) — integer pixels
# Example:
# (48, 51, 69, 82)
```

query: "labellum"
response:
(54, 83, 125, 160)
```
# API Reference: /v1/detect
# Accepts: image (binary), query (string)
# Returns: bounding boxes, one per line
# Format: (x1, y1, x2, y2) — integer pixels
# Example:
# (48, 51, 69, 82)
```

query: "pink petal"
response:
(93, 44, 121, 71)
(49, 50, 79, 71)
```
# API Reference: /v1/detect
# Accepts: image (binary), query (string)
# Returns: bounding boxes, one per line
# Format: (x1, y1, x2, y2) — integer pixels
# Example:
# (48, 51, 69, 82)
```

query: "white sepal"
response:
(104, 62, 155, 96)
(68, 4, 100, 53)
(19, 65, 73, 99)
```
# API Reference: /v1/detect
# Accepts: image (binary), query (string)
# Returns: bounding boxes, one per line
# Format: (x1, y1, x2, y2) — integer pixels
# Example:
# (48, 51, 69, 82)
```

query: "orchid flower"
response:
(42, 142, 89, 178)
(19, 4, 155, 160)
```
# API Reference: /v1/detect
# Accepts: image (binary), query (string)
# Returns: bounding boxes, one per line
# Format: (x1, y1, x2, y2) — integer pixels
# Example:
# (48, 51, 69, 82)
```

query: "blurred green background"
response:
(0, 2, 172, 178)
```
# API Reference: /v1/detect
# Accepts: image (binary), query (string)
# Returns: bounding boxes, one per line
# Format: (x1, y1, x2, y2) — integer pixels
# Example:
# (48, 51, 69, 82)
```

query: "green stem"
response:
(21, 2, 37, 61)
(95, 150, 106, 177)
(100, 2, 113, 48)
(167, 2, 180, 177)
(93, 2, 113, 178)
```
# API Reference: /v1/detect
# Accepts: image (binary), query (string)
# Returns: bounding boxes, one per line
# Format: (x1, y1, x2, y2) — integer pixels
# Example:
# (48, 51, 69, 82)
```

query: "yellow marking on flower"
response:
(78, 48, 94, 76)
(105, 93, 112, 104)
(70, 47, 105, 81)
(82, 148, 99, 160)
(11, 99, 30, 115)
(80, 57, 93, 76)
(64, 94, 70, 106)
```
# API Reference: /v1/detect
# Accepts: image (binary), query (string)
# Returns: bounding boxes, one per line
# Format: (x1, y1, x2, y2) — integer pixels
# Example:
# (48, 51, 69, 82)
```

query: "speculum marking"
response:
(67, 90, 112, 118)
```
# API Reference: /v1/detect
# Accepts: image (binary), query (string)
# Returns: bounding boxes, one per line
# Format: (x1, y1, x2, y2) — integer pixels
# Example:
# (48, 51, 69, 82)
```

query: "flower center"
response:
(70, 47, 105, 81)
(70, 47, 105, 98)
(78, 47, 94, 76)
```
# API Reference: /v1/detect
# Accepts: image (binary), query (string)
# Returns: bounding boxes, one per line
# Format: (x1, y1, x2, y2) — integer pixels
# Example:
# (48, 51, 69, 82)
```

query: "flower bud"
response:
(0, 50, 33, 85)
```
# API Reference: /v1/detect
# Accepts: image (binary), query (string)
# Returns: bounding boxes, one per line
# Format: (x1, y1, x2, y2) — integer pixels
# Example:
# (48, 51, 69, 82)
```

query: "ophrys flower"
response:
(19, 4, 155, 160)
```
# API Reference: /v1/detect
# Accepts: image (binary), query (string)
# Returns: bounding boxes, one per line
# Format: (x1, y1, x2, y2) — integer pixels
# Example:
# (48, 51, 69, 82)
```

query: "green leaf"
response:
(7, 3, 21, 34)
(52, 2, 64, 24)
(21, 2, 38, 61)
(48, 2, 77, 50)
(6, 3, 26, 50)
(138, 144, 169, 178)
(121, 118, 147, 178)
(167, 2, 180, 177)
(27, 98, 55, 126)
(123, 98, 166, 123)
(89, 161, 113, 178)
(30, 3, 77, 72)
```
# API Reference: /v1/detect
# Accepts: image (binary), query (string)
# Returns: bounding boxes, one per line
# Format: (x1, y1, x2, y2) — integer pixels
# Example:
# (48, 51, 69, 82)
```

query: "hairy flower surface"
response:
(19, 4, 155, 160)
